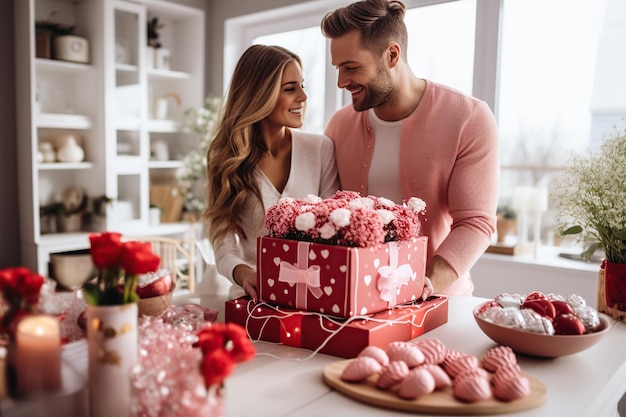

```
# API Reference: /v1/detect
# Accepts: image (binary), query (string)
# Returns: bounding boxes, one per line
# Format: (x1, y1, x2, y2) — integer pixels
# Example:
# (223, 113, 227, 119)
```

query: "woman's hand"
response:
(421, 276, 434, 301)
(233, 264, 258, 302)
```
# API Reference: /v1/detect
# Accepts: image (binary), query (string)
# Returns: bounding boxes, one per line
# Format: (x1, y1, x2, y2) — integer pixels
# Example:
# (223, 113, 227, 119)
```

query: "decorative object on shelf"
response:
(83, 232, 161, 417)
(86, 194, 113, 232)
(38, 141, 56, 163)
(59, 186, 88, 232)
(54, 34, 89, 64)
(151, 139, 169, 161)
(155, 48, 171, 70)
(554, 125, 626, 319)
(495, 206, 517, 243)
(115, 38, 130, 65)
(153, 92, 180, 120)
(148, 204, 162, 225)
(146, 46, 155, 68)
(0, 267, 46, 398)
(35, 12, 75, 60)
(179, 96, 222, 217)
(56, 135, 85, 163)
(146, 17, 163, 48)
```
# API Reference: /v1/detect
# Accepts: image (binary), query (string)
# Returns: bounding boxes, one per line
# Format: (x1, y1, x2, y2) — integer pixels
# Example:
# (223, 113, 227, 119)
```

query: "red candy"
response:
(553, 313, 586, 335)
(478, 300, 500, 314)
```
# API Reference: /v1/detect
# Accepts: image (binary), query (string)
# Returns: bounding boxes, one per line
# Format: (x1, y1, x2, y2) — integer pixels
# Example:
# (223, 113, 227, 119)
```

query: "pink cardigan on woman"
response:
(325, 80, 500, 295)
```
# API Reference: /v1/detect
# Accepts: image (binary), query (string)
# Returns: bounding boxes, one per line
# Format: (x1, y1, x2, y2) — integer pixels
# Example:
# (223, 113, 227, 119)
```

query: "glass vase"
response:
(86, 303, 138, 417)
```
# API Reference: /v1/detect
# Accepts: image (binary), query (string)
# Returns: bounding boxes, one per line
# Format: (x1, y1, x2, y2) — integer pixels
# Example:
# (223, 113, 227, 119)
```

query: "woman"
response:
(204, 44, 340, 301)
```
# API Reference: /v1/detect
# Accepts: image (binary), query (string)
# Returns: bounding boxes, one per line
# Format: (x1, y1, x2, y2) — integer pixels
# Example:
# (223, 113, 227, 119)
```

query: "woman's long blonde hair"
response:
(204, 44, 302, 244)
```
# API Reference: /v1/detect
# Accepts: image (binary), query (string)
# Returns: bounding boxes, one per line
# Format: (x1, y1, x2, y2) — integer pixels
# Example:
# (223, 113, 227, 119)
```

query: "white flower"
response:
(349, 197, 375, 210)
(408, 197, 426, 212)
(329, 208, 351, 227)
(376, 209, 395, 225)
(319, 222, 337, 240)
(295, 212, 316, 231)
(305, 194, 322, 204)
(378, 197, 395, 208)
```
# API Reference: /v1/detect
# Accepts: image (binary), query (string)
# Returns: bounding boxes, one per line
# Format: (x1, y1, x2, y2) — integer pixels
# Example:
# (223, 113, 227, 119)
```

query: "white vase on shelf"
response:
(56, 136, 85, 163)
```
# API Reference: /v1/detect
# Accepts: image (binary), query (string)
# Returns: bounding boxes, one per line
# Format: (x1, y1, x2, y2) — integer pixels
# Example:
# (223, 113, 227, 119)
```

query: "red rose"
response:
(121, 241, 161, 275)
(89, 232, 124, 269)
(223, 323, 256, 363)
(201, 349, 235, 387)
(16, 269, 45, 305)
(197, 323, 226, 353)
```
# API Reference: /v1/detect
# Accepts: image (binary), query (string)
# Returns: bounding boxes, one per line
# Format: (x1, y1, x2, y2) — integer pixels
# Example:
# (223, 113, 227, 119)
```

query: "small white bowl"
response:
(473, 301, 611, 357)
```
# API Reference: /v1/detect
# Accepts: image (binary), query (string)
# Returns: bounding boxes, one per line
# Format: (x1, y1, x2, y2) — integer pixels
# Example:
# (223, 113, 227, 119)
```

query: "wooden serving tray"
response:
(323, 359, 547, 415)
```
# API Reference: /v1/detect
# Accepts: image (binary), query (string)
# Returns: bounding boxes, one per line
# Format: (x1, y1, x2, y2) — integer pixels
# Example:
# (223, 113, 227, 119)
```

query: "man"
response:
(321, 0, 499, 298)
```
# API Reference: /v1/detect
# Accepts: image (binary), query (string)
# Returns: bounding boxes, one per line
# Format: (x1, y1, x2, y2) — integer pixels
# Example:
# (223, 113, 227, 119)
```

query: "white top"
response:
(212, 129, 339, 296)
(367, 108, 403, 203)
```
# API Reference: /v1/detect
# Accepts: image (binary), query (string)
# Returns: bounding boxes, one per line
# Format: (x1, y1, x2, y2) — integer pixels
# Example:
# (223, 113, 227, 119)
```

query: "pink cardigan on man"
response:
(325, 80, 499, 294)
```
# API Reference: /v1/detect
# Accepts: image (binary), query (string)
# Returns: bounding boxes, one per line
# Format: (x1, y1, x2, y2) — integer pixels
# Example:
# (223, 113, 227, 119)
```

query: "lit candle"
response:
(15, 315, 62, 395)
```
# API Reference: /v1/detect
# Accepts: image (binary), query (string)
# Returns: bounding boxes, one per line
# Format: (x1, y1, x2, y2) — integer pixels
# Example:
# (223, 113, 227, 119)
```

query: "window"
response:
(224, 0, 626, 247)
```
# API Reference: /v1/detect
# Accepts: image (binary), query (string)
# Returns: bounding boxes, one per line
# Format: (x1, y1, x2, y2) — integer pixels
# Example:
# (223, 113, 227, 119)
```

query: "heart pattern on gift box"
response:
(258, 237, 427, 318)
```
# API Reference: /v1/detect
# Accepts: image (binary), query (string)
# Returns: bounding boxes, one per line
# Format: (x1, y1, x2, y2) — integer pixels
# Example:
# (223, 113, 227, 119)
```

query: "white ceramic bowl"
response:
(473, 301, 611, 357)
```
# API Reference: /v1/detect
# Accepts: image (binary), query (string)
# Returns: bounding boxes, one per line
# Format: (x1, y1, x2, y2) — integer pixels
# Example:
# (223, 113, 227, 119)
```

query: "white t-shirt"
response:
(367, 108, 403, 203)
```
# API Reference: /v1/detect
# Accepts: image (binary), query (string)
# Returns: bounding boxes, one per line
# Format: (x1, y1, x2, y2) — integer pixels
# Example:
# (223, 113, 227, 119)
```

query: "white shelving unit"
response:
(15, 0, 205, 275)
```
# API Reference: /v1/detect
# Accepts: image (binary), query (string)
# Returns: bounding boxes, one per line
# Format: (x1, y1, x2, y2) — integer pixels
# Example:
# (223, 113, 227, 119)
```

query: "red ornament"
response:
(553, 313, 585, 335)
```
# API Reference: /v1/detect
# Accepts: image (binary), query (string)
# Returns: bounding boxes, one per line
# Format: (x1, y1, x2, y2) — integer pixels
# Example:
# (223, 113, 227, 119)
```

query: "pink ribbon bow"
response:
(377, 242, 414, 306)
(278, 261, 324, 299)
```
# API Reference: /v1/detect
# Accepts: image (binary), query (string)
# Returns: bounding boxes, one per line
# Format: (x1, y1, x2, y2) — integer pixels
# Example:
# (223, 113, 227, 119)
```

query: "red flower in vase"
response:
(197, 322, 256, 389)
(0, 266, 45, 338)
(84, 231, 161, 305)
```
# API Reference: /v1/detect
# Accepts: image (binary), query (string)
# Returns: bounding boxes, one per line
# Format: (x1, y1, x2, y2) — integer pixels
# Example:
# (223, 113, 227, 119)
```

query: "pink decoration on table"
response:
(278, 241, 324, 310)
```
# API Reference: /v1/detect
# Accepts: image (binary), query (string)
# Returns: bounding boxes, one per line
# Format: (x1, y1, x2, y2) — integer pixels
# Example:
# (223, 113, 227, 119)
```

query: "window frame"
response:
(223, 0, 502, 127)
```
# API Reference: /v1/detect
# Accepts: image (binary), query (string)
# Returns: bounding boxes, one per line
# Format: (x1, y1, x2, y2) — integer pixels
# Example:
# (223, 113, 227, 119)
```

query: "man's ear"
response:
(386, 43, 401, 68)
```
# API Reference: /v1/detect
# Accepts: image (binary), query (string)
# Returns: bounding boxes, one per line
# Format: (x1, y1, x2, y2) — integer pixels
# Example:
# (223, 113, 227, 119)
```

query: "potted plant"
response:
(496, 206, 517, 243)
(553, 125, 626, 316)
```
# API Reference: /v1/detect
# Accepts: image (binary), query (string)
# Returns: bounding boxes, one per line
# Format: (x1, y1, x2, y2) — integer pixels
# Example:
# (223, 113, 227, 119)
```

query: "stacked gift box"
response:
(224, 192, 449, 358)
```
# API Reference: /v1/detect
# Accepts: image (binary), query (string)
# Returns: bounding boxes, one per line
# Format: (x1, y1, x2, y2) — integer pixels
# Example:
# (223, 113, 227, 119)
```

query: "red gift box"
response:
(225, 296, 448, 359)
(256, 236, 427, 318)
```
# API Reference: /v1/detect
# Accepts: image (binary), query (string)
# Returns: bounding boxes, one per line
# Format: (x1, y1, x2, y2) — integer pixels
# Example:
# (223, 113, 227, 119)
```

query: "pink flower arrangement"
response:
(264, 191, 426, 247)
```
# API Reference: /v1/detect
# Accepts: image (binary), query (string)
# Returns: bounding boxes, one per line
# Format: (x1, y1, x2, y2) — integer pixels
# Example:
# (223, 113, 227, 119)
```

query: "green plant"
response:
(147, 17, 163, 48)
(497, 206, 517, 219)
(177, 96, 221, 216)
(553, 125, 626, 263)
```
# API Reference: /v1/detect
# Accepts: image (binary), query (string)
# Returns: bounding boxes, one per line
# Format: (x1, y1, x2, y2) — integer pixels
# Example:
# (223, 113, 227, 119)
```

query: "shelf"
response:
(146, 119, 181, 132)
(37, 113, 93, 129)
(147, 68, 190, 80)
(115, 63, 138, 73)
(115, 156, 145, 173)
(38, 162, 95, 171)
(149, 160, 183, 169)
(35, 58, 91, 73)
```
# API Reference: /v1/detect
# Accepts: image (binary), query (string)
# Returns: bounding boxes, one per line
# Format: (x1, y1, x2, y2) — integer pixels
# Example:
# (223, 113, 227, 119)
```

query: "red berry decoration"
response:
(553, 313, 586, 335)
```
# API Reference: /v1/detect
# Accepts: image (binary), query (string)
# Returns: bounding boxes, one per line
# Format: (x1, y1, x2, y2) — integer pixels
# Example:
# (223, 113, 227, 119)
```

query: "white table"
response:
(217, 295, 626, 417)
(3, 294, 625, 416)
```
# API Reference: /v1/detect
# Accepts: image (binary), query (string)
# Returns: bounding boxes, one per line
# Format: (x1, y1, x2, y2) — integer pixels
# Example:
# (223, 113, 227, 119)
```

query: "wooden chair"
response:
(130, 236, 196, 293)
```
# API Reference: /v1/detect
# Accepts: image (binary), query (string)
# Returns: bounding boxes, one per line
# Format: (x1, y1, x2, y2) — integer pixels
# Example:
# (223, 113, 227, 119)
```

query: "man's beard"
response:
(351, 65, 394, 112)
